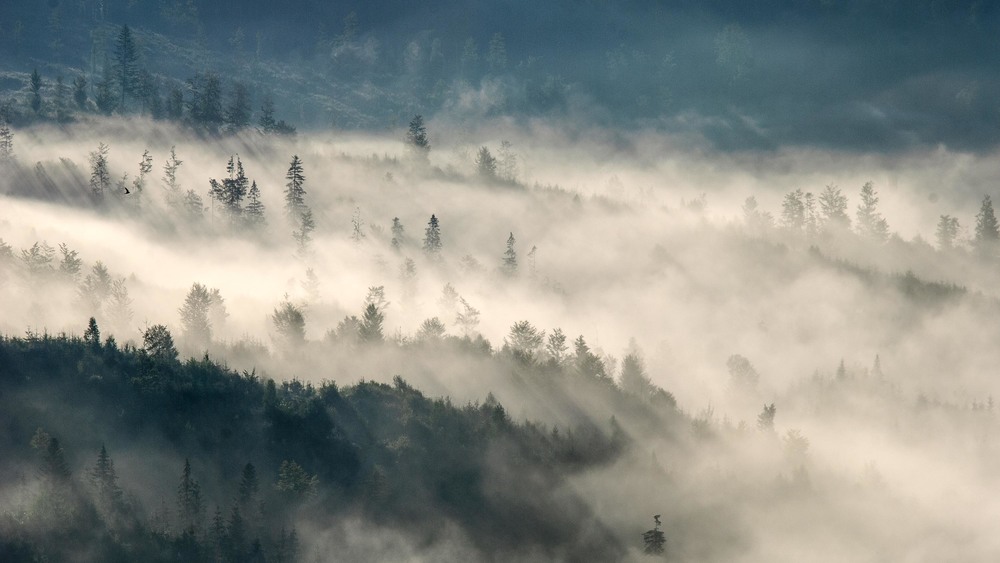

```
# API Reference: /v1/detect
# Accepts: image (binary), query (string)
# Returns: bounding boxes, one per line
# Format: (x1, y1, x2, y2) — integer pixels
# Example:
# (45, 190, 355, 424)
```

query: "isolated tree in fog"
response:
(284, 155, 307, 220)
(293, 209, 315, 254)
(974, 195, 999, 255)
(423, 214, 442, 257)
(936, 215, 960, 250)
(855, 181, 889, 241)
(643, 514, 666, 555)
(89, 142, 111, 197)
(405, 115, 430, 159)
(180, 282, 213, 345)
(163, 146, 183, 208)
(84, 316, 101, 347)
(501, 232, 518, 276)
(757, 403, 776, 431)
(726, 354, 759, 392)
(391, 217, 406, 250)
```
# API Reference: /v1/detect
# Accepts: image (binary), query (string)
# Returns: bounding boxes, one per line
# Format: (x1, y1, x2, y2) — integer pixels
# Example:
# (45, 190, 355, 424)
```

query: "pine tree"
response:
(855, 181, 889, 241)
(642, 515, 666, 555)
(209, 155, 250, 225)
(73, 75, 88, 110)
(620, 353, 653, 398)
(293, 209, 315, 255)
(475, 146, 497, 179)
(90, 444, 124, 515)
(781, 189, 805, 231)
(177, 459, 204, 534)
(225, 82, 251, 129)
(89, 142, 111, 198)
(501, 232, 517, 277)
(29, 68, 42, 115)
(390, 217, 405, 250)
(351, 207, 366, 242)
(163, 146, 183, 209)
(114, 25, 140, 110)
(58, 243, 82, 280)
(546, 328, 568, 364)
(974, 195, 999, 255)
(132, 149, 153, 206)
(0, 121, 13, 161)
(359, 303, 384, 343)
(244, 181, 266, 230)
(284, 155, 307, 220)
(143, 324, 178, 361)
(819, 184, 850, 228)
(936, 215, 960, 251)
(84, 316, 101, 347)
(405, 115, 430, 160)
(179, 282, 213, 346)
(423, 214, 442, 257)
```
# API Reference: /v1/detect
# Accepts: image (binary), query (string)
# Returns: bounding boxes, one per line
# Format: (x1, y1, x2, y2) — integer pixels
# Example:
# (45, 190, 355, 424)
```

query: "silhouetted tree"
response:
(244, 181, 266, 230)
(284, 155, 307, 220)
(143, 324, 178, 362)
(29, 69, 42, 116)
(84, 316, 101, 347)
(89, 142, 111, 198)
(163, 146, 183, 209)
(405, 115, 430, 160)
(359, 303, 384, 344)
(208, 156, 250, 225)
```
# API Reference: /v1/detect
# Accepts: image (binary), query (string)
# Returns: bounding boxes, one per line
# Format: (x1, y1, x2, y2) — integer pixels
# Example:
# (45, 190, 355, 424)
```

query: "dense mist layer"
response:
(2, 116, 1000, 561)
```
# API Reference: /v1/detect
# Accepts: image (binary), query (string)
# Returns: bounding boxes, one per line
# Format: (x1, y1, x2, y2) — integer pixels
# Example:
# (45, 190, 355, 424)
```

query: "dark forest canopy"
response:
(0, 0, 998, 149)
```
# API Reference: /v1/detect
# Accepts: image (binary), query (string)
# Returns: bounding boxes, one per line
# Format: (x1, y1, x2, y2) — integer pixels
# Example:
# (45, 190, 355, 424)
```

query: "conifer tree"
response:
(209, 156, 250, 225)
(272, 298, 306, 348)
(642, 515, 666, 555)
(501, 232, 517, 277)
(476, 146, 497, 179)
(423, 214, 442, 257)
(284, 155, 307, 220)
(89, 142, 111, 198)
(73, 75, 88, 110)
(293, 209, 316, 255)
(163, 146, 183, 209)
(114, 25, 140, 110)
(177, 458, 204, 534)
(90, 445, 124, 515)
(29, 68, 42, 116)
(179, 282, 213, 346)
(359, 303, 384, 343)
(225, 82, 251, 129)
(936, 215, 960, 251)
(390, 217, 405, 250)
(974, 195, 999, 255)
(855, 181, 889, 241)
(0, 121, 13, 161)
(244, 181, 266, 230)
(405, 115, 430, 160)
(84, 316, 101, 347)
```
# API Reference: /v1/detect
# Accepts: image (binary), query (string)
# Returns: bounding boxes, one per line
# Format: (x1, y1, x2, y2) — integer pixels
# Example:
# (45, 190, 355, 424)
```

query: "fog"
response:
(3, 116, 1000, 561)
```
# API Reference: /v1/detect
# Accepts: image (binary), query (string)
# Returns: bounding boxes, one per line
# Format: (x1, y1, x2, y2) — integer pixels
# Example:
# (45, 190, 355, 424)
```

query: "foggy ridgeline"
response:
(6, 3, 1000, 563)
(4, 118, 1000, 562)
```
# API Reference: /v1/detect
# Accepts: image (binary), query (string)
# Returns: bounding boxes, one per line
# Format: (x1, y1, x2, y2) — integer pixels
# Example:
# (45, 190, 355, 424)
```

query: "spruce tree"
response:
(936, 215, 960, 251)
(501, 232, 517, 277)
(284, 155, 307, 220)
(244, 181, 266, 230)
(163, 146, 183, 209)
(819, 184, 850, 228)
(179, 282, 213, 346)
(405, 115, 430, 160)
(642, 515, 666, 555)
(73, 75, 88, 110)
(391, 217, 405, 250)
(423, 214, 442, 257)
(0, 121, 13, 161)
(974, 195, 999, 255)
(29, 68, 42, 116)
(89, 143, 111, 198)
(114, 25, 140, 110)
(476, 146, 497, 179)
(855, 181, 889, 241)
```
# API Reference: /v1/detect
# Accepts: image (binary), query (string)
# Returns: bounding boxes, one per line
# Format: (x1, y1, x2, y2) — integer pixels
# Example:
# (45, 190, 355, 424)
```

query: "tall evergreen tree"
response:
(293, 209, 315, 255)
(272, 298, 306, 348)
(209, 156, 250, 225)
(819, 184, 850, 228)
(501, 232, 517, 277)
(284, 155, 307, 220)
(179, 282, 213, 346)
(114, 25, 140, 110)
(405, 115, 430, 160)
(974, 195, 999, 255)
(244, 181, 266, 230)
(476, 146, 497, 179)
(163, 146, 183, 209)
(391, 217, 405, 250)
(29, 68, 42, 116)
(90, 445, 124, 515)
(89, 142, 111, 198)
(225, 82, 251, 129)
(423, 214, 442, 257)
(936, 215, 960, 251)
(72, 75, 88, 110)
(855, 181, 889, 241)
(176, 458, 204, 534)
(0, 121, 13, 161)
(359, 303, 384, 344)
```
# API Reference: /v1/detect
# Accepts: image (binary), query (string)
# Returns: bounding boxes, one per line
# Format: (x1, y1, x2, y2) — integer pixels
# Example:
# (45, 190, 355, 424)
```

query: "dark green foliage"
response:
(29, 68, 41, 115)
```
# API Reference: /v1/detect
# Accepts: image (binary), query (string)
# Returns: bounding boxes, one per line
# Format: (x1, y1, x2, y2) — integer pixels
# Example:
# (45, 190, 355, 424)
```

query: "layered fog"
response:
(3, 115, 1000, 560)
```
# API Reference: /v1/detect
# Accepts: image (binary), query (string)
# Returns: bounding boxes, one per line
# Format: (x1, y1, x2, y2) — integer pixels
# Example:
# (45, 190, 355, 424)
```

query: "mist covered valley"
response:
(4, 2, 1000, 562)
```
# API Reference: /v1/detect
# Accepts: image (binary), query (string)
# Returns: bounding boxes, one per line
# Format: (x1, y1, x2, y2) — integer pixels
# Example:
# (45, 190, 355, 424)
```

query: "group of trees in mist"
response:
(0, 314, 646, 561)
(746, 180, 1000, 256)
(1, 23, 295, 135)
